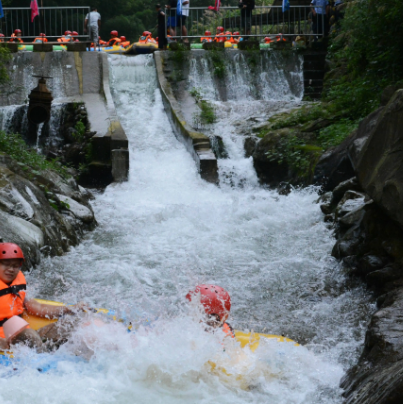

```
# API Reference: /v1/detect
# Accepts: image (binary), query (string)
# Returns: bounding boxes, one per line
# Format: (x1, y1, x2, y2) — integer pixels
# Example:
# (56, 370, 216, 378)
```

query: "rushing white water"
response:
(0, 55, 373, 404)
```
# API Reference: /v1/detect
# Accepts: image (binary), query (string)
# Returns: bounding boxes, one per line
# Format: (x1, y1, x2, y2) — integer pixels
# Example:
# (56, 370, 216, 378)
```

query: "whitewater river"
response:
(0, 54, 372, 404)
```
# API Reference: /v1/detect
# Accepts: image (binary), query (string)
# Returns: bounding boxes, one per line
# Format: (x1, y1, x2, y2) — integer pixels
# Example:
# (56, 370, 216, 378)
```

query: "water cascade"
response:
(0, 54, 373, 404)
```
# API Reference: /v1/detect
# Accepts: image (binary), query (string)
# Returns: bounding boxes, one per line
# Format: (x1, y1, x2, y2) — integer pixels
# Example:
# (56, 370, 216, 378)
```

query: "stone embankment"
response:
(315, 89, 403, 403)
(0, 152, 96, 267)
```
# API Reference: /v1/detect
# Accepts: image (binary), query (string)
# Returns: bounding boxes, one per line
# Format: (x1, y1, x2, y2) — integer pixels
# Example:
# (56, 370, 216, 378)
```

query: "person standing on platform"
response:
(239, 0, 255, 37)
(156, 4, 168, 50)
(84, 7, 101, 46)
(310, 0, 329, 39)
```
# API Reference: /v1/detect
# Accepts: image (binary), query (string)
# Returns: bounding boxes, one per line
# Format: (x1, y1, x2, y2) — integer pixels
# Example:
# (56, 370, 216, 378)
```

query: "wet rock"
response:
(56, 194, 94, 224)
(316, 191, 332, 204)
(380, 84, 403, 106)
(332, 177, 361, 204)
(339, 203, 367, 228)
(324, 213, 334, 222)
(244, 137, 258, 158)
(320, 202, 333, 215)
(335, 191, 366, 218)
(359, 255, 387, 275)
(356, 90, 403, 229)
(366, 264, 403, 287)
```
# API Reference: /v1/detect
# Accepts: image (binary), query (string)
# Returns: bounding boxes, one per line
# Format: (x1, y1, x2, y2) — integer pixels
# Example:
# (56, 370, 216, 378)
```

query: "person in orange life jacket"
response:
(224, 31, 234, 43)
(57, 31, 73, 43)
(106, 30, 121, 46)
(71, 31, 79, 42)
(33, 33, 48, 43)
(98, 36, 107, 45)
(0, 34, 5, 43)
(201, 30, 213, 43)
(0, 243, 86, 351)
(186, 284, 235, 338)
(214, 26, 226, 43)
(120, 36, 130, 47)
(9, 29, 23, 43)
(232, 31, 241, 43)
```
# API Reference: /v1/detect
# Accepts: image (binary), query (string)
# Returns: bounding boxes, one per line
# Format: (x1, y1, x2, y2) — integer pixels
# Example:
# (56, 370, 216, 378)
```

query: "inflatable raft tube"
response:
(17, 44, 67, 51)
(1, 299, 298, 370)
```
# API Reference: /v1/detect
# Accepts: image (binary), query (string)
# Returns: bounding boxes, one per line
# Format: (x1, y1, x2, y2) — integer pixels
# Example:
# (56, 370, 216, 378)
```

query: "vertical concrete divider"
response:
(153, 51, 218, 184)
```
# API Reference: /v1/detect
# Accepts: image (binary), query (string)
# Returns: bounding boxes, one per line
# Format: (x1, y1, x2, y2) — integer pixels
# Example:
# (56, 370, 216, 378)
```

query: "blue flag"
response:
(0, 0, 4, 19)
(177, 0, 182, 16)
(282, 0, 290, 12)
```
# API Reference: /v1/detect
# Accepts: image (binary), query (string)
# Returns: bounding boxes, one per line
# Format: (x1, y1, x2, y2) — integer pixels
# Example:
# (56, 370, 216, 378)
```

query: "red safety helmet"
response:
(111, 30, 118, 37)
(224, 31, 231, 35)
(0, 243, 25, 261)
(216, 26, 224, 33)
(39, 33, 46, 37)
(120, 36, 126, 41)
(205, 30, 212, 36)
(233, 31, 240, 36)
(0, 34, 4, 37)
(186, 284, 231, 322)
(64, 30, 71, 36)
(14, 29, 22, 34)
(71, 31, 78, 36)
(143, 31, 151, 36)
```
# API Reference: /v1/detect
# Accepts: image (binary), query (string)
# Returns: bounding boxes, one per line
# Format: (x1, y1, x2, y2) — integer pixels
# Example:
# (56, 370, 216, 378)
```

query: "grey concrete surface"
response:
(154, 51, 218, 184)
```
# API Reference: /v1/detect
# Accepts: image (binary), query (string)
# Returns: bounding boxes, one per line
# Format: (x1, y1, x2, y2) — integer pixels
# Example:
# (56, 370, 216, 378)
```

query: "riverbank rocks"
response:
(0, 152, 96, 267)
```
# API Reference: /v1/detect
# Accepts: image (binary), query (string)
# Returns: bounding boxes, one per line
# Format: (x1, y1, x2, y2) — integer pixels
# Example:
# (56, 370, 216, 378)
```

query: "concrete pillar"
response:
(111, 149, 129, 182)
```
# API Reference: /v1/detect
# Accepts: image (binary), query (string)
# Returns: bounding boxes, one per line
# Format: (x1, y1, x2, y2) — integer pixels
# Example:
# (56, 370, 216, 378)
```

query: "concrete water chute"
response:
(27, 77, 53, 125)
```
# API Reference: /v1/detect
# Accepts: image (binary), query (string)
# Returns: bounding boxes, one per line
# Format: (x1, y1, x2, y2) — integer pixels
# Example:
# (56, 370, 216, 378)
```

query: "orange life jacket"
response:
(120, 41, 130, 47)
(224, 35, 234, 43)
(214, 33, 226, 43)
(222, 322, 235, 338)
(107, 37, 121, 46)
(33, 37, 48, 43)
(57, 36, 72, 43)
(9, 34, 23, 43)
(232, 37, 240, 44)
(201, 37, 212, 43)
(0, 271, 27, 339)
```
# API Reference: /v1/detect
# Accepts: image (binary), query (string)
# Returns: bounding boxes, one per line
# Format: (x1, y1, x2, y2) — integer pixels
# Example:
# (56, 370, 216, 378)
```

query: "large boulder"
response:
(355, 89, 403, 229)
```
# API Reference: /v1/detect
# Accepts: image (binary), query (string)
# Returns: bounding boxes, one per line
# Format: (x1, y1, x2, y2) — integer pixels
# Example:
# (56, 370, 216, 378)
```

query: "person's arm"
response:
(24, 299, 87, 319)
(84, 17, 88, 33)
(0, 337, 9, 350)
(310, 1, 316, 16)
(182, 1, 189, 5)
(98, 15, 101, 28)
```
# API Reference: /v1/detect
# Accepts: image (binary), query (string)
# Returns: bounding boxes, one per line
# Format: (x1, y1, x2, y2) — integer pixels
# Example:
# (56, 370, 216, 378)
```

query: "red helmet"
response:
(120, 36, 126, 41)
(186, 284, 231, 322)
(0, 243, 25, 261)
(205, 30, 211, 36)
(72, 31, 78, 36)
(40, 33, 46, 37)
(14, 29, 22, 34)
(0, 34, 4, 37)
(233, 31, 240, 36)
(216, 26, 224, 33)
(111, 30, 118, 37)
(225, 31, 231, 35)
(143, 31, 151, 36)
(64, 30, 71, 36)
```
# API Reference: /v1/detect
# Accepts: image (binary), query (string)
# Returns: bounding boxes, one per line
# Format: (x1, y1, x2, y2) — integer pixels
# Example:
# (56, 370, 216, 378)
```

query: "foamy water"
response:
(0, 54, 372, 404)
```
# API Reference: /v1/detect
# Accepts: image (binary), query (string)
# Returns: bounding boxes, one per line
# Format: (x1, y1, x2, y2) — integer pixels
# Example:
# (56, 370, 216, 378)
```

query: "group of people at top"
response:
(0, 242, 235, 352)
(201, 27, 242, 44)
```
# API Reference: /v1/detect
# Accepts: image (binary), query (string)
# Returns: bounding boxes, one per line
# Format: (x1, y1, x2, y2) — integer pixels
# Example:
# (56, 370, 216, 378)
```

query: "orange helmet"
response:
(186, 284, 231, 322)
(64, 30, 71, 36)
(14, 29, 22, 34)
(216, 26, 224, 33)
(111, 30, 118, 37)
(205, 30, 211, 36)
(120, 36, 126, 41)
(0, 243, 25, 261)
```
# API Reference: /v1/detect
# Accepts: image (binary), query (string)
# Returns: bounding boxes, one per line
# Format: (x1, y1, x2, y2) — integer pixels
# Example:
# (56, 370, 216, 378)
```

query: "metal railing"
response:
(0, 7, 90, 41)
(165, 5, 327, 40)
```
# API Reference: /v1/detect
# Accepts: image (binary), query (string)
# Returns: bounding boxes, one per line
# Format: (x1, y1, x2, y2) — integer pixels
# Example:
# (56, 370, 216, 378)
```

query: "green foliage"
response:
(0, 131, 69, 179)
(325, 0, 403, 119)
(193, 100, 217, 128)
(73, 120, 86, 142)
(0, 46, 11, 88)
(317, 119, 359, 150)
(189, 87, 202, 103)
(209, 50, 226, 78)
(269, 104, 326, 130)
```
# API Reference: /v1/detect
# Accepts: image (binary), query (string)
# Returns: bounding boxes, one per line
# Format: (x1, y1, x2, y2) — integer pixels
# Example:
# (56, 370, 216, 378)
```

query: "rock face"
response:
(0, 153, 96, 267)
(355, 89, 403, 229)
(314, 89, 403, 404)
